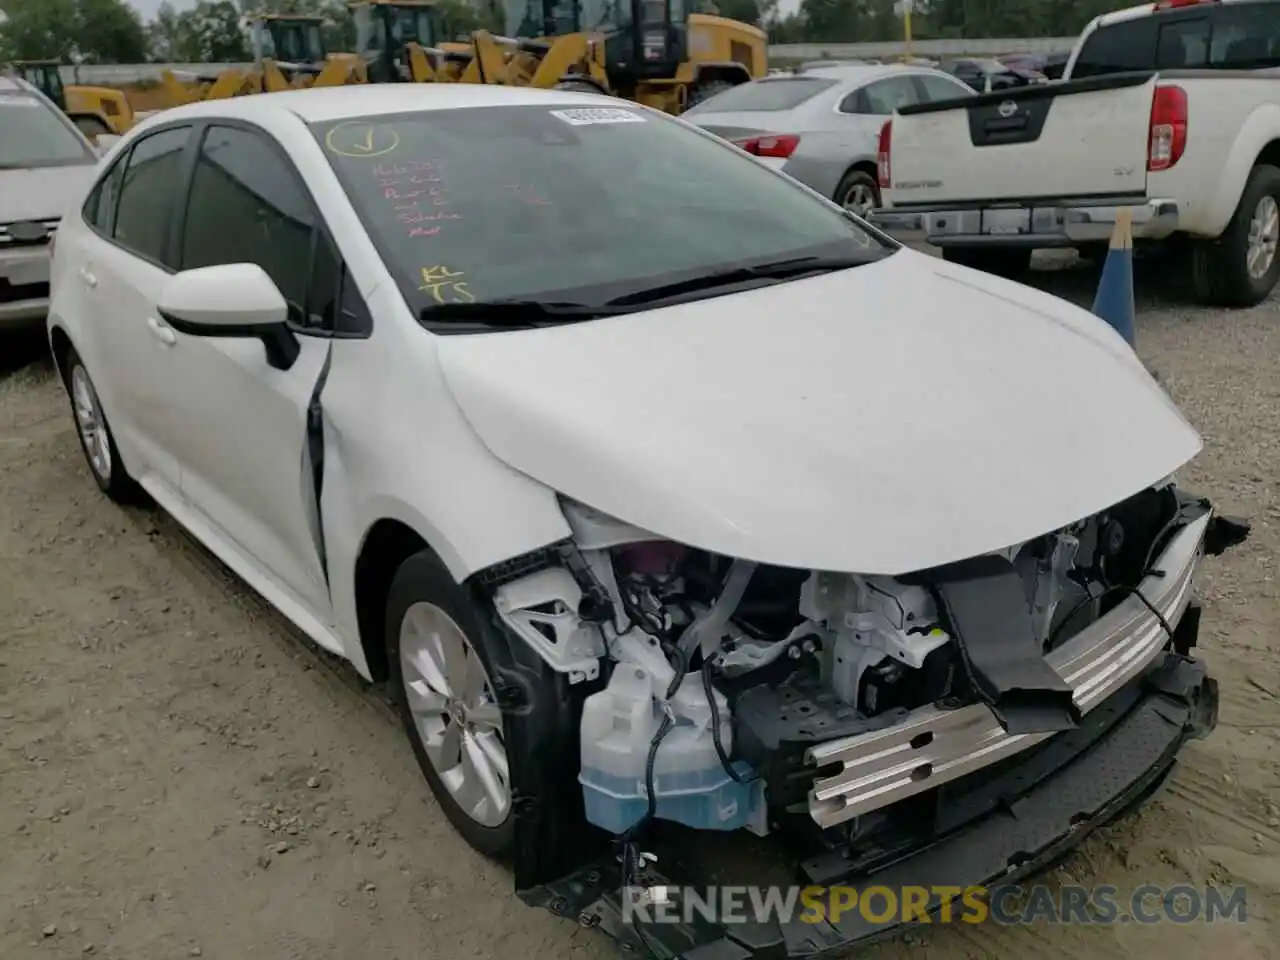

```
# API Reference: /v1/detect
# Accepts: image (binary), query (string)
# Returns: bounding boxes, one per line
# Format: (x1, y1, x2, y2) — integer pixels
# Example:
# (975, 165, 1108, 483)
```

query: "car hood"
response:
(437, 248, 1201, 575)
(0, 164, 97, 223)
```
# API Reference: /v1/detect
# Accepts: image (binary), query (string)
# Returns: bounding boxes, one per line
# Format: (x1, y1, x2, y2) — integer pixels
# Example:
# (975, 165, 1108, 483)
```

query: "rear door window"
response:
(914, 74, 973, 103)
(683, 77, 838, 114)
(1071, 18, 1160, 77)
(846, 76, 922, 116)
(1073, 2, 1280, 77)
(111, 125, 192, 266)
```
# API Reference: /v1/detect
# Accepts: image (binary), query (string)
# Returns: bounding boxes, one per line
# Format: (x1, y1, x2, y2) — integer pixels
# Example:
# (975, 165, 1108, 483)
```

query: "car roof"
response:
(794, 63, 919, 82)
(137, 83, 636, 129)
(0, 75, 31, 94)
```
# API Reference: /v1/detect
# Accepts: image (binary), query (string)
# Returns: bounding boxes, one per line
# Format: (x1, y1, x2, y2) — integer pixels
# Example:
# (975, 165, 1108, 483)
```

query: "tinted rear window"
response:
(683, 77, 838, 114)
(1072, 1, 1280, 77)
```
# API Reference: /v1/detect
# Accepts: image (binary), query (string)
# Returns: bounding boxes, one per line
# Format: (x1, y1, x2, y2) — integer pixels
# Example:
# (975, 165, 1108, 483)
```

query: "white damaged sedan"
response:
(48, 84, 1247, 956)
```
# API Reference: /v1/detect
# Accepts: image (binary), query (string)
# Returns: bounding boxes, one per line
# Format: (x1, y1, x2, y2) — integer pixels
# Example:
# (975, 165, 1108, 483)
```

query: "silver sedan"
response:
(683, 64, 974, 217)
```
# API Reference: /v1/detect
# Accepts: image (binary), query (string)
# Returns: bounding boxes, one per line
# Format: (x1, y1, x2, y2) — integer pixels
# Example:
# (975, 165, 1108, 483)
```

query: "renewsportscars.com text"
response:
(621, 883, 1248, 927)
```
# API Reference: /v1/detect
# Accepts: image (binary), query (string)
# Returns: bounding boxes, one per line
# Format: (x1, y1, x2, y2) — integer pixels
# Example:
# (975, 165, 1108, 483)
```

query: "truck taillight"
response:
(877, 119, 892, 188)
(736, 133, 801, 159)
(1148, 84, 1187, 171)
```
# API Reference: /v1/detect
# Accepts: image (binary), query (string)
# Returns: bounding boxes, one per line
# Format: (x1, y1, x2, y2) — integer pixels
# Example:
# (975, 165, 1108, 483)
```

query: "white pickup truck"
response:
(869, 0, 1280, 306)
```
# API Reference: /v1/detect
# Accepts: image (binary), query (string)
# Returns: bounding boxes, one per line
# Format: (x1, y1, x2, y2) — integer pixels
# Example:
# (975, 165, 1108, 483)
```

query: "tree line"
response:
(1, 0, 1130, 64)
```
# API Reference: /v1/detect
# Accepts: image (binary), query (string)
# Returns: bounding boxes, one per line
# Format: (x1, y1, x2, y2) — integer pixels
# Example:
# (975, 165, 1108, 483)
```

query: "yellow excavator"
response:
(7, 59, 136, 138)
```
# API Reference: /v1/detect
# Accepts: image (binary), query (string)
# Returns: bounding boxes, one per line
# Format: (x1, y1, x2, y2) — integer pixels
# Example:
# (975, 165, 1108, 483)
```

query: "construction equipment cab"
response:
(5, 60, 134, 140)
(350, 0, 449, 82)
(248, 13, 329, 77)
(504, 0, 767, 111)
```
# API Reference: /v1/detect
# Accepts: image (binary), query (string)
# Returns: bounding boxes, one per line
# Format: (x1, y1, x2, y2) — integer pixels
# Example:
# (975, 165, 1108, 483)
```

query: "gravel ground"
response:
(2, 253, 1279, 960)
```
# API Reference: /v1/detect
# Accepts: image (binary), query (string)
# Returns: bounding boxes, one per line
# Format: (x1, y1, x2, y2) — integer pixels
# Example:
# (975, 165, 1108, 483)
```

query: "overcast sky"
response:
(125, 0, 802, 24)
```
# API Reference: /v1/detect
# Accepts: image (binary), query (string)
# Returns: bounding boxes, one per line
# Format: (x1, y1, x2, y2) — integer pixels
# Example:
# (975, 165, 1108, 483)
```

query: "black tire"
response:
(1075, 242, 1108, 265)
(61, 346, 145, 504)
(833, 169, 880, 218)
(941, 246, 1033, 277)
(72, 115, 110, 140)
(1190, 163, 1280, 307)
(686, 77, 735, 109)
(554, 79, 608, 95)
(386, 549, 515, 858)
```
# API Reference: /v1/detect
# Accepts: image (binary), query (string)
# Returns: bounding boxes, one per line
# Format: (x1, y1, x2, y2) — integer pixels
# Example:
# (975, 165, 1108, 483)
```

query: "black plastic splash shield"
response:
(927, 554, 1081, 735)
(518, 653, 1217, 960)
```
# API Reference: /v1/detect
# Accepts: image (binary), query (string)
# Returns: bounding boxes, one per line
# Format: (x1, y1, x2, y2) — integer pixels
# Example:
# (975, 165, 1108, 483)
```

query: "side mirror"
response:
(157, 263, 300, 370)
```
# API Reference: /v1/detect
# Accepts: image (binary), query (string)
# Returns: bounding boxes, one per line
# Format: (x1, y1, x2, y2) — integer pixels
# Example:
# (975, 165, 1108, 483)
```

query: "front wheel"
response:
(941, 246, 1033, 278)
(1191, 163, 1280, 307)
(386, 550, 515, 857)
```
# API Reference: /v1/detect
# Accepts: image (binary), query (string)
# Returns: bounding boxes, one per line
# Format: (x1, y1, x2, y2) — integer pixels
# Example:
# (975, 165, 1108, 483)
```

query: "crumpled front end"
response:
(472, 482, 1247, 959)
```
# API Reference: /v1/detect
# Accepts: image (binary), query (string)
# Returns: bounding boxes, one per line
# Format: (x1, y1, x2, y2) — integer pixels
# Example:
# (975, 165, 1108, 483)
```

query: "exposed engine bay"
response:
(489, 481, 1236, 846)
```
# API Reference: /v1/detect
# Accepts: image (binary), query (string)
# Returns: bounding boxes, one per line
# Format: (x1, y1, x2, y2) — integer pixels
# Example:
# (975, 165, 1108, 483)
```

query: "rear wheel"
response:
(1191, 163, 1280, 307)
(62, 347, 144, 504)
(834, 169, 880, 218)
(941, 246, 1033, 278)
(386, 549, 515, 858)
(686, 77, 735, 109)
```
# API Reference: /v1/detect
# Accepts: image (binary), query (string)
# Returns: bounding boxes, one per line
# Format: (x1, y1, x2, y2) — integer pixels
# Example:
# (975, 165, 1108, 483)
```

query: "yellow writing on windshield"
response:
(419, 265, 475, 304)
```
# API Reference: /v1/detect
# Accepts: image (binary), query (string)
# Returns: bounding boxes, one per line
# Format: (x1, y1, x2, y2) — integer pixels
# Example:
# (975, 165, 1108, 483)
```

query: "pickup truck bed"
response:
(869, 66, 1280, 306)
(873, 72, 1180, 248)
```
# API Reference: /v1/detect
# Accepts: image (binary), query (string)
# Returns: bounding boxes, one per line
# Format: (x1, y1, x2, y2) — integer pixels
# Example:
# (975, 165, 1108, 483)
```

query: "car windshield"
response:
(0, 92, 94, 168)
(683, 77, 838, 114)
(312, 104, 891, 325)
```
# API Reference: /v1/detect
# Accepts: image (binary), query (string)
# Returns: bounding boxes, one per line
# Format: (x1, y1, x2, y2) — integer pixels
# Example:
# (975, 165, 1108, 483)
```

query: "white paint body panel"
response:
(439, 247, 1201, 576)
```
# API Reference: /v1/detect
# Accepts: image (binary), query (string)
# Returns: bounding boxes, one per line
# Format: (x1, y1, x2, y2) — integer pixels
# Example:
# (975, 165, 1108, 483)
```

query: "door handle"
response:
(146, 316, 177, 346)
(79, 267, 97, 288)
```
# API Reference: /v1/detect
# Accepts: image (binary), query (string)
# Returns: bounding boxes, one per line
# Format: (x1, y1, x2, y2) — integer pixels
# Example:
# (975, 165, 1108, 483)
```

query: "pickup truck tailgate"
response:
(888, 73, 1159, 205)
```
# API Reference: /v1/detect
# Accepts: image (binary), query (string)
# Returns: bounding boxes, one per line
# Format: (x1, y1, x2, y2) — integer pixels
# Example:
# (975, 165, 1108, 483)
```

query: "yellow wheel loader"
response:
(502, 0, 768, 113)
(7, 60, 136, 138)
(349, 0, 606, 90)
(159, 13, 367, 107)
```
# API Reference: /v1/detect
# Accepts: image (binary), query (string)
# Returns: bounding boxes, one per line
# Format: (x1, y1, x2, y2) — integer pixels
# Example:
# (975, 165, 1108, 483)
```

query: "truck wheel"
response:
(386, 549, 515, 858)
(1191, 163, 1280, 307)
(941, 246, 1033, 277)
(73, 116, 110, 140)
(686, 78, 735, 109)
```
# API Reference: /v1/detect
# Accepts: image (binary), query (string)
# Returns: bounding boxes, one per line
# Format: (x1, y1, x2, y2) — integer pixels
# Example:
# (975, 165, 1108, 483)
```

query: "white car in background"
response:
(47, 83, 1244, 959)
(682, 64, 973, 215)
(0, 75, 101, 331)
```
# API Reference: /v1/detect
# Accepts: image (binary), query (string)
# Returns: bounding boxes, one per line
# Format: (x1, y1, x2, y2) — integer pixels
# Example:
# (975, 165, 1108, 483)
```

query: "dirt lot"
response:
(2, 255, 1279, 960)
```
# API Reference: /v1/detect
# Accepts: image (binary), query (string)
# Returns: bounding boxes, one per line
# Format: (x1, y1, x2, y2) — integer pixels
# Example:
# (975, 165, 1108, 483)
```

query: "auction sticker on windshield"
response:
(549, 107, 646, 126)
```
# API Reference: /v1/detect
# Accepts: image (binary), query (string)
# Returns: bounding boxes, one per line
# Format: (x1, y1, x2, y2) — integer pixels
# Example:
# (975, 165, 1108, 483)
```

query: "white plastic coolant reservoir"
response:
(579, 630, 756, 834)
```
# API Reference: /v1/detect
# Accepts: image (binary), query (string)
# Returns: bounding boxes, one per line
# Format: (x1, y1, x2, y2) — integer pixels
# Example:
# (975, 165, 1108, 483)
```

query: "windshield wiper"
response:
(605, 255, 871, 307)
(419, 299, 631, 327)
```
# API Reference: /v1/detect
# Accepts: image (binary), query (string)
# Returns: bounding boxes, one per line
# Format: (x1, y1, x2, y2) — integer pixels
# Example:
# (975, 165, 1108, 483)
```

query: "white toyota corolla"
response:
(48, 84, 1245, 957)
